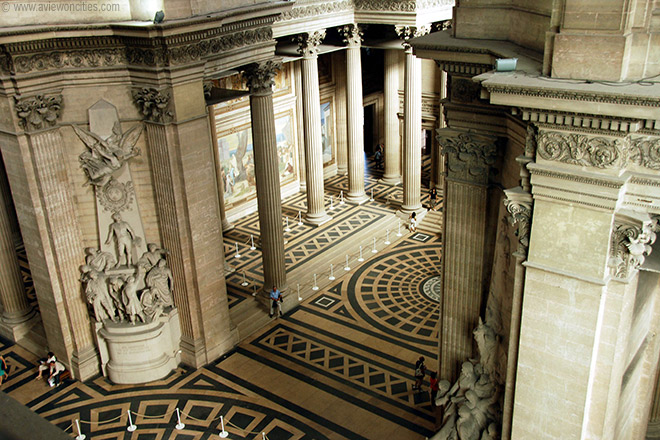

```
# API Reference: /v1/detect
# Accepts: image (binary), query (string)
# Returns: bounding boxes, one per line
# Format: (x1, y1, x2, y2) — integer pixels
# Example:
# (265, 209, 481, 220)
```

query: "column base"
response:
(299, 182, 307, 193)
(399, 204, 424, 215)
(0, 309, 38, 342)
(379, 175, 401, 186)
(337, 165, 348, 176)
(221, 220, 235, 232)
(305, 212, 332, 227)
(70, 344, 101, 381)
(345, 193, 369, 205)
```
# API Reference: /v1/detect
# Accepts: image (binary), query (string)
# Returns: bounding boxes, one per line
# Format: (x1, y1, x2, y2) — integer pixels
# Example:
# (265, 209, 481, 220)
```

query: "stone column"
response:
(334, 51, 348, 176)
(0, 180, 36, 341)
(6, 94, 98, 380)
(396, 26, 429, 213)
(244, 61, 288, 293)
(292, 61, 307, 192)
(208, 105, 233, 232)
(296, 30, 332, 226)
(381, 49, 401, 185)
(134, 85, 237, 368)
(341, 24, 368, 204)
(438, 129, 497, 381)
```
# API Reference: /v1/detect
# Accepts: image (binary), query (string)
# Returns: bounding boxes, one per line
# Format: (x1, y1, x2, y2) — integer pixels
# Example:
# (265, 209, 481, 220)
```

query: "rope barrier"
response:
(78, 412, 124, 425)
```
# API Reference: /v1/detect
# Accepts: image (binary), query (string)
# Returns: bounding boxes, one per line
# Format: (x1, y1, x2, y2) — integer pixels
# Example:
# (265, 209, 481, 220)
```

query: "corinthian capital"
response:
(132, 88, 173, 123)
(503, 187, 533, 257)
(395, 24, 431, 49)
(608, 212, 658, 280)
(294, 30, 326, 58)
(243, 60, 282, 96)
(438, 128, 498, 185)
(340, 24, 363, 47)
(14, 94, 63, 131)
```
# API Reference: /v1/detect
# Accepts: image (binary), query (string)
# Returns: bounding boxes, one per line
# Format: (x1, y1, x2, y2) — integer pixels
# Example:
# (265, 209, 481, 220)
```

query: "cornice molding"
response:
(517, 107, 645, 134)
(278, 0, 353, 21)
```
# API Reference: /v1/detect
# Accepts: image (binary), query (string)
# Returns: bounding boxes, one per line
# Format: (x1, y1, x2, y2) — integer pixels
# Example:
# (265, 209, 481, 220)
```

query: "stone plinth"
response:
(96, 308, 181, 384)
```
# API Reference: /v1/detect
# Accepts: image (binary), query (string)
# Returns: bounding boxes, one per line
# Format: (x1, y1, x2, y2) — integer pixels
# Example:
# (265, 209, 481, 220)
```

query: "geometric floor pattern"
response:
(2, 154, 443, 439)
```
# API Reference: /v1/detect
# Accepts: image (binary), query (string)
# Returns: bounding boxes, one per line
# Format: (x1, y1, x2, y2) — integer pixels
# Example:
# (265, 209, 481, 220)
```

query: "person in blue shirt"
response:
(269, 285, 283, 318)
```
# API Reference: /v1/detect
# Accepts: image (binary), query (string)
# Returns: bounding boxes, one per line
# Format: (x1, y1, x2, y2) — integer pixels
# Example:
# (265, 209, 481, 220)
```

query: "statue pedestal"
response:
(95, 308, 181, 384)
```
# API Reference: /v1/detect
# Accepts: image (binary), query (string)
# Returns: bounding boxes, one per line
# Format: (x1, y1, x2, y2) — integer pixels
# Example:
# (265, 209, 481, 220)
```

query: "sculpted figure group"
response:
(81, 241, 172, 325)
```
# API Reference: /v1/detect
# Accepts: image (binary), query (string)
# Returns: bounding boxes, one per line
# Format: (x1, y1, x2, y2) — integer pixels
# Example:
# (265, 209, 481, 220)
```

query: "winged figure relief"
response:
(73, 121, 143, 187)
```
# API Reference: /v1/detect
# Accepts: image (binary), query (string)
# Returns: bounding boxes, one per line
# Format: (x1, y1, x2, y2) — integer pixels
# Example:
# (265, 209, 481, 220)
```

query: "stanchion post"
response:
(329, 263, 335, 281)
(75, 419, 86, 440)
(219, 415, 229, 438)
(127, 410, 137, 432)
(175, 408, 185, 430)
(234, 242, 241, 258)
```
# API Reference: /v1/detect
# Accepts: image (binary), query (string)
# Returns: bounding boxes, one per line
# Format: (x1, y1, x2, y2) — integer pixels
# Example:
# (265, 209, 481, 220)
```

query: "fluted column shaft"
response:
(343, 25, 368, 204)
(401, 46, 423, 213)
(0, 184, 33, 324)
(245, 61, 288, 292)
(208, 105, 233, 232)
(382, 49, 401, 185)
(334, 51, 348, 175)
(297, 31, 331, 225)
(293, 61, 307, 192)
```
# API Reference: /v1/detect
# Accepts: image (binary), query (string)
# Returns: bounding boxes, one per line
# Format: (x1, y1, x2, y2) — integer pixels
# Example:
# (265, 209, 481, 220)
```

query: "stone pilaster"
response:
(208, 105, 234, 232)
(244, 60, 288, 293)
(292, 60, 307, 191)
(9, 94, 99, 379)
(381, 49, 401, 185)
(296, 30, 332, 225)
(396, 25, 429, 213)
(134, 85, 237, 368)
(438, 128, 497, 381)
(0, 174, 36, 341)
(334, 50, 348, 176)
(341, 24, 368, 204)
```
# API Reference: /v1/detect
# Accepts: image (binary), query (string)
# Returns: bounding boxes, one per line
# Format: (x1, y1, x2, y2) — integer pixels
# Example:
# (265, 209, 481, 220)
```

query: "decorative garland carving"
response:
(630, 137, 660, 170)
(97, 177, 135, 213)
(14, 94, 63, 131)
(354, 0, 453, 11)
(504, 199, 532, 255)
(340, 24, 363, 47)
(438, 132, 497, 184)
(537, 131, 621, 168)
(132, 88, 173, 123)
(294, 30, 326, 58)
(243, 60, 282, 96)
(608, 218, 657, 279)
(279, 0, 352, 20)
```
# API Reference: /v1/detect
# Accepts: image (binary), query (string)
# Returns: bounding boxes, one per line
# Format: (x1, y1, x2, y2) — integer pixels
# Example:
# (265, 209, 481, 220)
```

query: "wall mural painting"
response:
(320, 101, 335, 165)
(218, 113, 296, 207)
(214, 64, 291, 114)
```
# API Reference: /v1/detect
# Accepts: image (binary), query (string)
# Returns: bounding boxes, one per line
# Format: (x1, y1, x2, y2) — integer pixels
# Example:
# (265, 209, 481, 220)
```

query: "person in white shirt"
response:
(36, 352, 56, 380)
(48, 360, 66, 387)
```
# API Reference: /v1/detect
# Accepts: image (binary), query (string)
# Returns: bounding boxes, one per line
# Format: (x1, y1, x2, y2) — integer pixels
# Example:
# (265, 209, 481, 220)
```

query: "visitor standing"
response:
(413, 356, 426, 390)
(269, 285, 283, 318)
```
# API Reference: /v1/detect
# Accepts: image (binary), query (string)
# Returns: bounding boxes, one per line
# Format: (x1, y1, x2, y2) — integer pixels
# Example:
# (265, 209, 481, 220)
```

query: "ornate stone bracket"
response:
(293, 30, 326, 58)
(14, 94, 62, 131)
(438, 129, 498, 185)
(504, 187, 533, 257)
(608, 212, 658, 279)
(243, 60, 282, 96)
(395, 24, 431, 49)
(340, 24, 363, 47)
(132, 88, 173, 123)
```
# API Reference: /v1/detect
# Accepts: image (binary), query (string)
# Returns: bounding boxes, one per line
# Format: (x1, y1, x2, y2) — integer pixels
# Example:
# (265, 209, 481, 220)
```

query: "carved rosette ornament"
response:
(132, 88, 173, 123)
(14, 94, 63, 131)
(294, 30, 326, 58)
(97, 177, 135, 213)
(608, 216, 658, 279)
(504, 198, 532, 256)
(395, 25, 431, 49)
(340, 24, 363, 47)
(537, 131, 621, 168)
(438, 131, 498, 185)
(243, 60, 282, 96)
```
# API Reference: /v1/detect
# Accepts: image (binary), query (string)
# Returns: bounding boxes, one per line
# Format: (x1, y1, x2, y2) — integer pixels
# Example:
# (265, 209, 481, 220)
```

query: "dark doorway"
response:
(364, 104, 375, 155)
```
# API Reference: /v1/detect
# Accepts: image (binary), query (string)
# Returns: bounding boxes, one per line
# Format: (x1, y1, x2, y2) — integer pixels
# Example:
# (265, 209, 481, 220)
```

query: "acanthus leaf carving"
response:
(132, 88, 173, 123)
(608, 216, 658, 279)
(438, 131, 497, 184)
(537, 131, 621, 168)
(243, 60, 282, 95)
(339, 23, 363, 47)
(14, 94, 63, 131)
(294, 30, 326, 58)
(629, 137, 660, 170)
(504, 197, 532, 256)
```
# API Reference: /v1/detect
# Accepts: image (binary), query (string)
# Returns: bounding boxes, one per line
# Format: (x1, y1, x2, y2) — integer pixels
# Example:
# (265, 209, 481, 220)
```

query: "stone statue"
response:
(107, 276, 126, 321)
(84, 270, 118, 323)
(73, 121, 143, 187)
(138, 243, 168, 272)
(145, 259, 174, 307)
(140, 287, 164, 322)
(84, 247, 116, 273)
(121, 276, 145, 325)
(105, 212, 138, 267)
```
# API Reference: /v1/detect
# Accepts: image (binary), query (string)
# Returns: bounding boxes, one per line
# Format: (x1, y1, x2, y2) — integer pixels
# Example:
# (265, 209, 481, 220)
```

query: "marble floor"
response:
(1, 155, 443, 440)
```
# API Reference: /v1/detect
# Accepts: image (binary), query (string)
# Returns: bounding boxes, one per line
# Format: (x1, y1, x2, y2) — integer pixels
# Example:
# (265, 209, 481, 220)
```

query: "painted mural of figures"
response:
(105, 212, 138, 267)
(235, 130, 249, 182)
(121, 276, 145, 325)
(73, 121, 143, 187)
(84, 270, 117, 323)
(84, 247, 116, 272)
(145, 259, 174, 307)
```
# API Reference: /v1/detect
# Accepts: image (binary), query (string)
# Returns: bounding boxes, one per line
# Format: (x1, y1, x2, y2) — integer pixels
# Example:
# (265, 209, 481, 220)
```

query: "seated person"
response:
(36, 352, 56, 380)
(48, 359, 66, 387)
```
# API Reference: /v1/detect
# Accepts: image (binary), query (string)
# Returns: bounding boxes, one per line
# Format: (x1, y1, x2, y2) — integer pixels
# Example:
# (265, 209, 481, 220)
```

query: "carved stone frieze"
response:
(132, 88, 173, 123)
(294, 30, 326, 58)
(243, 60, 282, 96)
(340, 24, 363, 48)
(14, 94, 63, 131)
(354, 0, 453, 10)
(608, 216, 658, 279)
(504, 197, 532, 256)
(537, 131, 622, 168)
(438, 131, 497, 184)
(630, 137, 660, 170)
(278, 0, 352, 21)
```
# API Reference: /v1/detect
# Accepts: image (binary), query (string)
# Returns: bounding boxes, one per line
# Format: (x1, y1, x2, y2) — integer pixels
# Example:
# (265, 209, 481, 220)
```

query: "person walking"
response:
(409, 212, 417, 233)
(428, 187, 437, 211)
(429, 371, 439, 405)
(413, 356, 426, 390)
(269, 285, 283, 318)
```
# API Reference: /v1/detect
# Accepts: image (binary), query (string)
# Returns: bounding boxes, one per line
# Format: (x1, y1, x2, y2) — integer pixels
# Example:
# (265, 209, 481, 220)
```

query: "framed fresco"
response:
(214, 64, 292, 115)
(217, 110, 297, 208)
(320, 100, 335, 166)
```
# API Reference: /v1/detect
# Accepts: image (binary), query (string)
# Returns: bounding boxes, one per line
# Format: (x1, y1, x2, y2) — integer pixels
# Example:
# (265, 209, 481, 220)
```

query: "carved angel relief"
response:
(73, 121, 143, 187)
